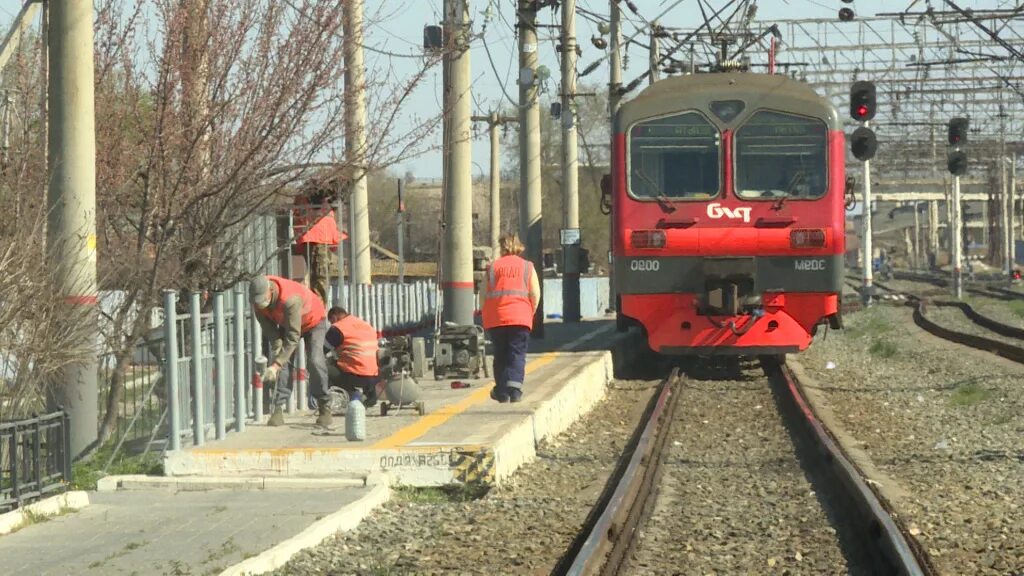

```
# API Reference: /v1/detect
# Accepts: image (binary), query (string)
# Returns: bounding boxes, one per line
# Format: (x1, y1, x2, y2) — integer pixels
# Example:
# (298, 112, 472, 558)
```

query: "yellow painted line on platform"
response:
(371, 351, 561, 449)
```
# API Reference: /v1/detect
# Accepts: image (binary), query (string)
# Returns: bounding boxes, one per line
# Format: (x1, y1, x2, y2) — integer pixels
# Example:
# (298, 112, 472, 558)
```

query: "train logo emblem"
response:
(707, 202, 752, 223)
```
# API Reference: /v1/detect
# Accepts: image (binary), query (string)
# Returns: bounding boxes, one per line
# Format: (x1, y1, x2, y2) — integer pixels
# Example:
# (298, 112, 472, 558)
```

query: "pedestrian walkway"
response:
(165, 319, 638, 486)
(0, 484, 384, 576)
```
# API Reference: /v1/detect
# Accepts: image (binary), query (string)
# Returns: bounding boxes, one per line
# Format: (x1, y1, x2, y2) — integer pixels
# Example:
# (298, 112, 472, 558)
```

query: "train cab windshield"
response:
(734, 110, 827, 200)
(629, 112, 720, 200)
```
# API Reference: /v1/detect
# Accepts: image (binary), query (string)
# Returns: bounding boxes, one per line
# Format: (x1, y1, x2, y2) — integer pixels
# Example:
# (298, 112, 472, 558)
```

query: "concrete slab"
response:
(0, 484, 386, 576)
(165, 319, 635, 486)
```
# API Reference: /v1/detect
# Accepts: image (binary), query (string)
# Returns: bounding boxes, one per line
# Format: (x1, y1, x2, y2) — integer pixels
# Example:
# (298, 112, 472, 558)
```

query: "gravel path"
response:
(271, 381, 658, 576)
(798, 304, 1024, 575)
(627, 363, 855, 575)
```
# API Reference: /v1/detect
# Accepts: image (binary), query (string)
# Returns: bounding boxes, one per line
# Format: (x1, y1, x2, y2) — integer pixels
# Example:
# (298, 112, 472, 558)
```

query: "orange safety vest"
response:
(332, 315, 379, 376)
(296, 211, 342, 246)
(482, 255, 535, 330)
(256, 276, 326, 334)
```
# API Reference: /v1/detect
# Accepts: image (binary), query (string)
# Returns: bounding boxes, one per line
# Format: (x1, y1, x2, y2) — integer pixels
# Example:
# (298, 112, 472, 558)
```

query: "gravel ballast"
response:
(627, 364, 855, 575)
(797, 303, 1024, 575)
(270, 381, 658, 576)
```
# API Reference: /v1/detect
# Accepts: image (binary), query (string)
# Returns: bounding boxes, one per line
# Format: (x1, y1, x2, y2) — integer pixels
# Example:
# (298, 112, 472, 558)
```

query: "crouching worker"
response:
(325, 307, 380, 407)
(482, 233, 540, 403)
(250, 275, 331, 427)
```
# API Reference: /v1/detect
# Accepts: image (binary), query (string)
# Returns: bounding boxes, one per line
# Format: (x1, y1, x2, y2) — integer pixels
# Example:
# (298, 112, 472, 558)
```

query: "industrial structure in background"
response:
(3, 0, 1023, 469)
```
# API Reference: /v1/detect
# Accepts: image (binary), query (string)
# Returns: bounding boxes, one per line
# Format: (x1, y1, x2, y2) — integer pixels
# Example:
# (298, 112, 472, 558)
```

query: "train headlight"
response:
(790, 229, 827, 248)
(630, 230, 666, 249)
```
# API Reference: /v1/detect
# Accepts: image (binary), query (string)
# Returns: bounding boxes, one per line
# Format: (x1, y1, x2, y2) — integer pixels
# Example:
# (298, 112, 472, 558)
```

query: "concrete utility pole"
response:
(47, 0, 98, 458)
(1007, 153, 1015, 268)
(607, 0, 622, 316)
(648, 21, 661, 85)
(952, 174, 963, 299)
(0, 1, 41, 74)
(561, 0, 581, 323)
(519, 0, 544, 336)
(1004, 156, 1012, 278)
(913, 203, 921, 269)
(443, 0, 474, 325)
(472, 113, 517, 257)
(343, 0, 371, 286)
(862, 123, 873, 305)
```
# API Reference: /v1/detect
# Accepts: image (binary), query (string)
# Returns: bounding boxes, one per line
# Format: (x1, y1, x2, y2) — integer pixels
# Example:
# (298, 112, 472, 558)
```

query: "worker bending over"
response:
(250, 275, 332, 427)
(481, 233, 540, 403)
(325, 307, 380, 407)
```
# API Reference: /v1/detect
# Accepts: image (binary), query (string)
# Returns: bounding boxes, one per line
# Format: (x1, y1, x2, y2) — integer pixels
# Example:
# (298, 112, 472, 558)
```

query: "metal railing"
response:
(162, 280, 439, 450)
(0, 411, 71, 513)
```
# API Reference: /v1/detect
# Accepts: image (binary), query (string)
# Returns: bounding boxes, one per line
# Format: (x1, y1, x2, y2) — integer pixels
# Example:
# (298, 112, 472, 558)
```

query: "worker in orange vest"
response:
(325, 307, 380, 406)
(293, 190, 340, 306)
(250, 275, 332, 427)
(481, 233, 540, 403)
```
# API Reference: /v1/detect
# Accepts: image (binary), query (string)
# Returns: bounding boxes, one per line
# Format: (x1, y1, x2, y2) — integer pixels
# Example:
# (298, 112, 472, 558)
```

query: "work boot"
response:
(316, 398, 333, 428)
(267, 406, 285, 427)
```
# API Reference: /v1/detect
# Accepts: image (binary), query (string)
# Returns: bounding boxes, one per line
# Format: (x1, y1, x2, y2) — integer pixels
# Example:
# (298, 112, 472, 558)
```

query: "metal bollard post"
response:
(213, 292, 227, 440)
(163, 290, 181, 451)
(233, 287, 246, 433)
(251, 309, 265, 424)
(189, 292, 206, 445)
(296, 340, 308, 411)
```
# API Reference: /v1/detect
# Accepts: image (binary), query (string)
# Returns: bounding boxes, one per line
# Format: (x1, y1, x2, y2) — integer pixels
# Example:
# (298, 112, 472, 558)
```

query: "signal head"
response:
(839, 7, 855, 21)
(850, 126, 877, 161)
(948, 117, 969, 146)
(947, 150, 968, 175)
(849, 81, 876, 121)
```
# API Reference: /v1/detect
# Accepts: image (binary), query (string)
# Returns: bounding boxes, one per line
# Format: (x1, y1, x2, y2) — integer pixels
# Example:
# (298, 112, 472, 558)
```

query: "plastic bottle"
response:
(345, 390, 366, 441)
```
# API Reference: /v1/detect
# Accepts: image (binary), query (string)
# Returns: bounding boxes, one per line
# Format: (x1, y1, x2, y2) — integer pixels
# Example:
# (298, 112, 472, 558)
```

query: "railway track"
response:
(554, 358, 934, 576)
(868, 279, 1024, 365)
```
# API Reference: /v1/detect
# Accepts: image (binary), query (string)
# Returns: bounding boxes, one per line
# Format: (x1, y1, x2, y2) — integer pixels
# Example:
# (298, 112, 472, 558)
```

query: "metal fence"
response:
(0, 411, 71, 513)
(163, 280, 438, 450)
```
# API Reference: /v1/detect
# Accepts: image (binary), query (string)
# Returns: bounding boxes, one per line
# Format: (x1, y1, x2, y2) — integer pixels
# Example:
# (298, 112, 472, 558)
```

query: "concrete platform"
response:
(165, 319, 635, 486)
(0, 483, 387, 576)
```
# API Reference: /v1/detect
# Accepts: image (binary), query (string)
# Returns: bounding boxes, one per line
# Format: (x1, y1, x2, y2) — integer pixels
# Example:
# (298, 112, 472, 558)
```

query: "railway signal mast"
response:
(850, 80, 877, 304)
(947, 117, 969, 299)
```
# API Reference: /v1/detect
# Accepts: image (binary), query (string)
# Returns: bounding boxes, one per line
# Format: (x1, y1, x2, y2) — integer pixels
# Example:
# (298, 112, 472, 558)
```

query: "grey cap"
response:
(250, 276, 271, 308)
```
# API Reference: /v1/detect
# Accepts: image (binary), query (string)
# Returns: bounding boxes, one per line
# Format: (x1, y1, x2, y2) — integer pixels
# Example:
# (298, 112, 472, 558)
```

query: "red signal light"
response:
(856, 105, 869, 118)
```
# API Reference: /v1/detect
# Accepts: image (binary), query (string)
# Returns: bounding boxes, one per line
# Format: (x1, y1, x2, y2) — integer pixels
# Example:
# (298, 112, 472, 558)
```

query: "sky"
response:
(0, 0, 999, 178)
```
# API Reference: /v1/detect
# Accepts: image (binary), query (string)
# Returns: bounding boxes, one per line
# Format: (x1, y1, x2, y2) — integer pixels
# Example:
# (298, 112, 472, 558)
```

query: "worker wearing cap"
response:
(325, 307, 380, 407)
(481, 233, 540, 403)
(250, 275, 332, 427)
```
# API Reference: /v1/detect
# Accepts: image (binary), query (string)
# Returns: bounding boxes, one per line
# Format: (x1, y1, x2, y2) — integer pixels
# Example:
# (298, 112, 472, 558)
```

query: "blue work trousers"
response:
(489, 325, 531, 391)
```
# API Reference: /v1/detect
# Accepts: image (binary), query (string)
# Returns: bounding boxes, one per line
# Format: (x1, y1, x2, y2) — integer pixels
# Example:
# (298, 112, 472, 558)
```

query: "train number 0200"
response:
(630, 259, 661, 272)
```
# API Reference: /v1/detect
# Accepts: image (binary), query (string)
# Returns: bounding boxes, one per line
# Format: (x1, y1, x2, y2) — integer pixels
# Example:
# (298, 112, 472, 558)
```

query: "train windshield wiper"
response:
(636, 169, 677, 214)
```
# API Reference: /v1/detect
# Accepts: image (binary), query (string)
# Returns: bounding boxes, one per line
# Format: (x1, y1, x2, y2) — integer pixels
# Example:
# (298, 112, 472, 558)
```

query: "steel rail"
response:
(555, 368, 681, 576)
(910, 299, 1024, 364)
(769, 359, 935, 576)
(871, 274, 1024, 344)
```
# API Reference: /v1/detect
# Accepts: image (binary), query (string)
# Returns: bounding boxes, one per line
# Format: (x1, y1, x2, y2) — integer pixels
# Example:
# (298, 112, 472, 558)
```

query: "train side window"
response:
(734, 110, 827, 200)
(627, 112, 720, 201)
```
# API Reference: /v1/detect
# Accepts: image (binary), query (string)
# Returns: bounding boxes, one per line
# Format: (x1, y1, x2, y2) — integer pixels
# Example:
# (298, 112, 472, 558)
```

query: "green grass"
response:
(845, 309, 894, 339)
(1008, 301, 1024, 318)
(71, 444, 163, 491)
(868, 339, 898, 358)
(393, 483, 490, 504)
(950, 382, 991, 407)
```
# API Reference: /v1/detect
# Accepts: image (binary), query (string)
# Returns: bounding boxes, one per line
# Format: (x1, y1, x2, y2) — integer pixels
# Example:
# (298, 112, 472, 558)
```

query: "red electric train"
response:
(611, 72, 846, 355)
